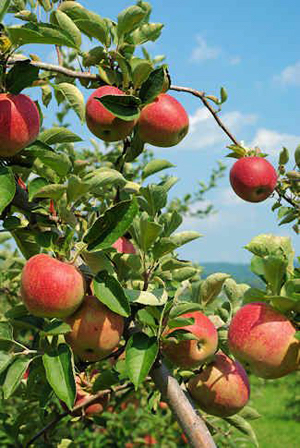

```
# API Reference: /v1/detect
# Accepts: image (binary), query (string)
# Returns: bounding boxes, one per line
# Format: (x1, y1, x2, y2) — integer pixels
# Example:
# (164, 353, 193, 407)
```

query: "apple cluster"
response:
(161, 302, 299, 418)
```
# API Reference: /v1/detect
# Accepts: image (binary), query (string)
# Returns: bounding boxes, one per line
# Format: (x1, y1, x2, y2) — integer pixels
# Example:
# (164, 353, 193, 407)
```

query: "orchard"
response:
(0, 1, 299, 448)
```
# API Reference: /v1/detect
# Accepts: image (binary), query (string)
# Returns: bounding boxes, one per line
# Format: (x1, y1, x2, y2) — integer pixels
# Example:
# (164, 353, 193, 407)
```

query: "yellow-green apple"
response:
(162, 311, 218, 368)
(228, 302, 300, 379)
(188, 352, 250, 417)
(112, 237, 136, 254)
(230, 156, 277, 202)
(85, 85, 136, 142)
(137, 93, 189, 147)
(0, 93, 40, 157)
(64, 295, 124, 361)
(21, 254, 85, 318)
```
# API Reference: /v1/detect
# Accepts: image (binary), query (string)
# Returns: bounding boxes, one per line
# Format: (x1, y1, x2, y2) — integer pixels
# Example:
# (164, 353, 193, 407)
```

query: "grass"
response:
(242, 372, 300, 448)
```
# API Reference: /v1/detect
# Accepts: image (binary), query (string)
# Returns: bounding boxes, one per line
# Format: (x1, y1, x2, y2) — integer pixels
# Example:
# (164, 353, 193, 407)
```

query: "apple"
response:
(85, 85, 136, 142)
(112, 236, 136, 254)
(162, 311, 218, 368)
(137, 93, 189, 147)
(21, 254, 85, 318)
(64, 295, 124, 361)
(0, 93, 40, 157)
(228, 302, 300, 379)
(188, 352, 250, 417)
(230, 156, 277, 202)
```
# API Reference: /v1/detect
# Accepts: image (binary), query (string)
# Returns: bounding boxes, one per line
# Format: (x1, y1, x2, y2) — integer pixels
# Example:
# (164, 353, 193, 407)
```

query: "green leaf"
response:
(281, 279, 300, 302)
(200, 273, 231, 305)
(0, 352, 13, 375)
(124, 289, 168, 306)
(125, 130, 145, 162)
(169, 302, 203, 319)
(41, 321, 71, 336)
(220, 86, 228, 104)
(172, 267, 199, 282)
(82, 46, 105, 67)
(136, 213, 162, 251)
(93, 271, 130, 317)
(37, 0, 51, 12)
(38, 127, 82, 145)
(126, 333, 158, 390)
(130, 22, 164, 46)
(159, 210, 183, 237)
(41, 84, 52, 107)
(8, 22, 78, 48)
(0, 167, 16, 215)
(32, 184, 66, 200)
(117, 5, 146, 37)
(279, 147, 289, 165)
(238, 406, 261, 421)
(84, 198, 138, 252)
(84, 169, 126, 193)
(0, 0, 10, 21)
(294, 145, 300, 168)
(0, 322, 13, 342)
(42, 343, 76, 410)
(131, 57, 153, 89)
(165, 329, 198, 342)
(50, 10, 81, 48)
(6, 61, 39, 94)
(262, 255, 287, 295)
(170, 231, 202, 248)
(139, 184, 167, 216)
(67, 175, 89, 203)
(2, 356, 31, 399)
(92, 370, 119, 393)
(53, 83, 85, 123)
(27, 142, 72, 177)
(142, 159, 175, 180)
(59, 3, 109, 45)
(97, 94, 141, 122)
(28, 177, 48, 201)
(11, 228, 40, 259)
(224, 415, 259, 447)
(152, 237, 177, 260)
(139, 67, 165, 104)
(168, 317, 194, 328)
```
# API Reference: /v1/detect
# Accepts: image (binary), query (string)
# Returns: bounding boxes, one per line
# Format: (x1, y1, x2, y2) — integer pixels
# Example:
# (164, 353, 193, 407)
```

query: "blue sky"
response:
(7, 0, 300, 263)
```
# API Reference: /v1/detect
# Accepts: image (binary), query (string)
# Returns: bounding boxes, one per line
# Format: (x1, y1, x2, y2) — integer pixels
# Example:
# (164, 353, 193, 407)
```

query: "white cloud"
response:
(179, 108, 257, 151)
(229, 56, 241, 65)
(250, 128, 300, 156)
(274, 61, 300, 86)
(190, 36, 221, 62)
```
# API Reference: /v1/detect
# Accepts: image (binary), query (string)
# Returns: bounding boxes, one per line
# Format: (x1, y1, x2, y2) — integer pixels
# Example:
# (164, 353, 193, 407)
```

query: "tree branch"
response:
(151, 361, 216, 448)
(170, 85, 239, 146)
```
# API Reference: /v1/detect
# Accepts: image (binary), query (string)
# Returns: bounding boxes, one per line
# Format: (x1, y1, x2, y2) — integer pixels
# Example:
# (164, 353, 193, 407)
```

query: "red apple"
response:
(188, 352, 250, 417)
(112, 237, 136, 254)
(162, 311, 218, 368)
(65, 295, 124, 361)
(0, 93, 40, 157)
(21, 254, 85, 318)
(85, 85, 136, 142)
(137, 93, 189, 147)
(230, 156, 277, 202)
(228, 302, 300, 379)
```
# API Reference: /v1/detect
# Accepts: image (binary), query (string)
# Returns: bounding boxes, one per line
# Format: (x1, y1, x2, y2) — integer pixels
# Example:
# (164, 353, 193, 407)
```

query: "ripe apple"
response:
(162, 311, 218, 368)
(230, 156, 277, 202)
(188, 352, 250, 417)
(0, 93, 40, 157)
(228, 302, 300, 379)
(64, 295, 124, 361)
(137, 93, 189, 147)
(21, 254, 85, 318)
(112, 236, 136, 254)
(85, 85, 136, 142)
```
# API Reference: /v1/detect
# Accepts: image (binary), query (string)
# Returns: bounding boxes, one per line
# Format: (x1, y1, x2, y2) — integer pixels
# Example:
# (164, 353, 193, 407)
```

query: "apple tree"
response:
(0, 1, 299, 447)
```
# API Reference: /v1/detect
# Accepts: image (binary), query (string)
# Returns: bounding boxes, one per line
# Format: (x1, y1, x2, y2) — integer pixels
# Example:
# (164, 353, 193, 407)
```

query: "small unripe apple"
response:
(112, 237, 136, 254)
(0, 93, 40, 157)
(230, 156, 277, 202)
(188, 352, 250, 417)
(162, 311, 218, 368)
(65, 295, 124, 361)
(137, 93, 189, 147)
(21, 254, 85, 318)
(228, 302, 300, 379)
(85, 85, 136, 142)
